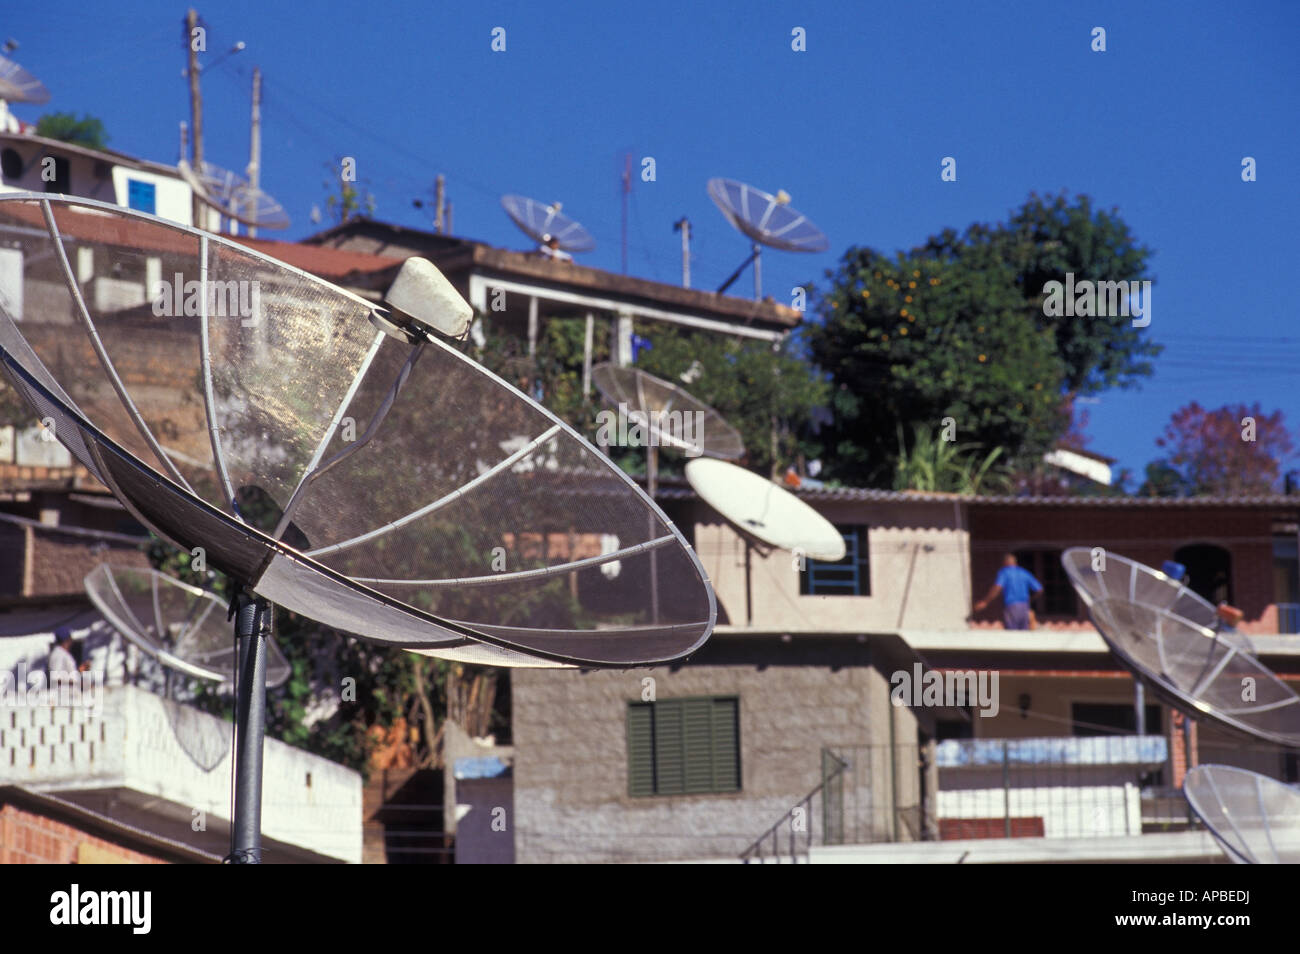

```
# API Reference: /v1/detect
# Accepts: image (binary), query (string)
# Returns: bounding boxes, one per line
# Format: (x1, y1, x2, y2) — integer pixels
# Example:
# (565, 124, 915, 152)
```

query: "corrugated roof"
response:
(655, 478, 1300, 509)
(234, 237, 401, 279)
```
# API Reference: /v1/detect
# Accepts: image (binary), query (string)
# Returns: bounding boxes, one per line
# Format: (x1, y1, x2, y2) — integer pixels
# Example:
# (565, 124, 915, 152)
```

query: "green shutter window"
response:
(627, 696, 740, 797)
(626, 703, 655, 797)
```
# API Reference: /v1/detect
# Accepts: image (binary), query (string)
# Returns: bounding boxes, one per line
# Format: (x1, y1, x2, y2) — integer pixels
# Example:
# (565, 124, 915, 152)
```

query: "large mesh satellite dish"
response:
(590, 362, 745, 462)
(707, 177, 827, 300)
(0, 193, 714, 859)
(1184, 765, 1300, 864)
(1061, 547, 1254, 652)
(500, 194, 594, 255)
(1084, 596, 1300, 748)
(85, 563, 290, 686)
(178, 158, 290, 231)
(0, 53, 50, 105)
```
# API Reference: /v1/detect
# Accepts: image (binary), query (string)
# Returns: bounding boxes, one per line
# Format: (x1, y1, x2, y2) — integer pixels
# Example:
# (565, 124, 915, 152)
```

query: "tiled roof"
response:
(234, 237, 401, 279)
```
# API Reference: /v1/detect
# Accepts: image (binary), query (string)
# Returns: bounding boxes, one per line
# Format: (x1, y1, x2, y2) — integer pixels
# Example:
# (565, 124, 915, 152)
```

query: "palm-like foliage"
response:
(892, 423, 1008, 494)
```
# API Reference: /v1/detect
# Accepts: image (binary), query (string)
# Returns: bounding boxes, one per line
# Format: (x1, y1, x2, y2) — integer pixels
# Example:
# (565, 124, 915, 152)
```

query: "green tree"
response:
(809, 192, 1161, 487)
(322, 158, 376, 224)
(35, 112, 109, 149)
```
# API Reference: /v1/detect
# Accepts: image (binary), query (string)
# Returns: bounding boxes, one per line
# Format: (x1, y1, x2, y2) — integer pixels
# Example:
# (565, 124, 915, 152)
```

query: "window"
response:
(1175, 543, 1233, 606)
(1013, 549, 1075, 616)
(627, 696, 739, 797)
(1071, 702, 1161, 737)
(43, 156, 70, 194)
(127, 179, 156, 214)
(800, 525, 869, 596)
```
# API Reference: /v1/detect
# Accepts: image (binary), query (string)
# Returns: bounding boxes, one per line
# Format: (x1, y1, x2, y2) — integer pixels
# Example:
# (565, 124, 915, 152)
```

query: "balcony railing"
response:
(1277, 603, 1300, 634)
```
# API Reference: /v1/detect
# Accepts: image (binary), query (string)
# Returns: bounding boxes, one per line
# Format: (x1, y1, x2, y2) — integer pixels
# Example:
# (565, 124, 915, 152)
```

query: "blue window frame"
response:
(127, 179, 156, 214)
(800, 525, 869, 596)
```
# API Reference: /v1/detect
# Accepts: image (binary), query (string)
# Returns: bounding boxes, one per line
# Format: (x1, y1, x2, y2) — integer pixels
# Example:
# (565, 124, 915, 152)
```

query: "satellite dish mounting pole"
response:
(752, 243, 762, 301)
(674, 218, 691, 288)
(230, 590, 270, 863)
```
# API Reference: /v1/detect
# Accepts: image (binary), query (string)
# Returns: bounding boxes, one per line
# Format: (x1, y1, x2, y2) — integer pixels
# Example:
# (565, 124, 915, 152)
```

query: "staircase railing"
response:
(740, 751, 848, 863)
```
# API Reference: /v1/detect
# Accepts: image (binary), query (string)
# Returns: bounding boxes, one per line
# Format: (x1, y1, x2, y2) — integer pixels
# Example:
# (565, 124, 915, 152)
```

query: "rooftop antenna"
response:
(707, 178, 828, 301)
(0, 191, 714, 862)
(1184, 765, 1300, 864)
(1062, 549, 1300, 748)
(500, 194, 594, 261)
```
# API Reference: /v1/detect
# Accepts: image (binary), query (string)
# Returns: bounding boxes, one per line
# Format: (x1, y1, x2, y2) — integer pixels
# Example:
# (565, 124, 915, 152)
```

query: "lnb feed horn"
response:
(372, 255, 474, 342)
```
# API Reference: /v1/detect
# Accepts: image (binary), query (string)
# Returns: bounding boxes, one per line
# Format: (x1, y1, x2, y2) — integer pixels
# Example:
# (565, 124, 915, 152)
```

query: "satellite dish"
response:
(707, 177, 827, 300)
(1184, 765, 1300, 864)
(85, 563, 291, 687)
(1061, 547, 1254, 653)
(0, 192, 714, 859)
(500, 194, 594, 257)
(687, 458, 845, 562)
(0, 53, 50, 105)
(590, 362, 745, 462)
(1084, 596, 1300, 748)
(178, 158, 290, 231)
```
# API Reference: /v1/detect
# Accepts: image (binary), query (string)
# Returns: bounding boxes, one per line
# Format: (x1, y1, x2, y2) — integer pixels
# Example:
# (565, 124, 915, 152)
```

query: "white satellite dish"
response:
(0, 53, 50, 105)
(501, 194, 594, 259)
(1184, 765, 1300, 864)
(687, 458, 845, 561)
(179, 158, 290, 232)
(707, 177, 827, 300)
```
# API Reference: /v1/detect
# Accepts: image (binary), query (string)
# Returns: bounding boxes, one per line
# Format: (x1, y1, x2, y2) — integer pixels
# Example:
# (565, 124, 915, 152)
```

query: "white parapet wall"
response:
(0, 684, 362, 863)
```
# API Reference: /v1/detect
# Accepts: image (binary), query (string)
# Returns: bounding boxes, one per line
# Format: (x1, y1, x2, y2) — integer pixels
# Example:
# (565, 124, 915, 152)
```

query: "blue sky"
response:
(6, 1, 1299, 482)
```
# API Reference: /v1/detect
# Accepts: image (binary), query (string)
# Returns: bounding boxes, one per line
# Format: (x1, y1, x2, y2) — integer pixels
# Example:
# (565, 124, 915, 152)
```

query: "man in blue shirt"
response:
(974, 553, 1043, 630)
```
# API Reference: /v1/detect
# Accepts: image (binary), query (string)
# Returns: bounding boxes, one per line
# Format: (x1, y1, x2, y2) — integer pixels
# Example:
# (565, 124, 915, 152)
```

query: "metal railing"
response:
(740, 751, 848, 863)
(1277, 603, 1300, 634)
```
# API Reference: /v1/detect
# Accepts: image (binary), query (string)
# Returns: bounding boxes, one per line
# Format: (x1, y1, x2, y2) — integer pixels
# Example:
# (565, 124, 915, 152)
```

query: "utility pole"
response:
(445, 201, 453, 235)
(434, 174, 445, 234)
(186, 8, 204, 230)
(246, 66, 262, 237)
(674, 217, 691, 288)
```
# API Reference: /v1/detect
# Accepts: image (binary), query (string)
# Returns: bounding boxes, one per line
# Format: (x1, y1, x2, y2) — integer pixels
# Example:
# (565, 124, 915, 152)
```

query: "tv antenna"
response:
(1184, 765, 1300, 864)
(0, 192, 714, 862)
(1063, 551, 1300, 748)
(179, 158, 290, 233)
(501, 194, 594, 261)
(687, 457, 845, 625)
(707, 178, 827, 301)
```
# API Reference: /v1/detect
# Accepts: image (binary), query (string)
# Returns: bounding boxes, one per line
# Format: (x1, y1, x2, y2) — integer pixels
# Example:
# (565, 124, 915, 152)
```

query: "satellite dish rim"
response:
(0, 194, 716, 666)
(589, 361, 746, 461)
(706, 176, 829, 253)
(1086, 595, 1300, 749)
(177, 158, 290, 231)
(1184, 764, 1300, 864)
(685, 457, 845, 561)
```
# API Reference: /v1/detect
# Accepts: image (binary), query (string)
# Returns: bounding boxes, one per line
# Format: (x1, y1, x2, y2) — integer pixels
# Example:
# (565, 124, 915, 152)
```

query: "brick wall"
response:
(0, 804, 166, 864)
(970, 505, 1280, 632)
